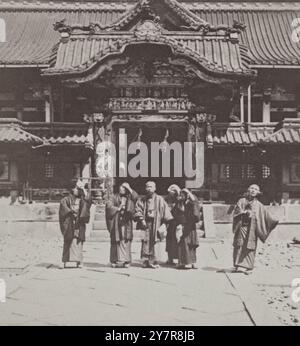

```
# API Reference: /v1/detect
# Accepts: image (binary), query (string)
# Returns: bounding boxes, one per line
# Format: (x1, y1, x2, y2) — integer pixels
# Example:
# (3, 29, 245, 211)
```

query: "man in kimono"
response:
(165, 184, 181, 266)
(59, 181, 92, 268)
(106, 183, 138, 268)
(232, 184, 279, 274)
(176, 188, 202, 269)
(135, 181, 173, 269)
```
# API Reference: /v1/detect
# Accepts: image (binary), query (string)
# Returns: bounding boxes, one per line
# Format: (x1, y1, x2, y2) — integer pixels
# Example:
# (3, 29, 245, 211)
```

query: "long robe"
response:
(165, 195, 180, 261)
(232, 197, 279, 270)
(59, 193, 92, 264)
(177, 197, 202, 266)
(135, 193, 173, 264)
(106, 190, 138, 264)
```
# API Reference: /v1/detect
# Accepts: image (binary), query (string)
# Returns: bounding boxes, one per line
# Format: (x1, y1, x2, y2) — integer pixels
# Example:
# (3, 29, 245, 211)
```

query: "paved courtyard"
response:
(0, 227, 299, 326)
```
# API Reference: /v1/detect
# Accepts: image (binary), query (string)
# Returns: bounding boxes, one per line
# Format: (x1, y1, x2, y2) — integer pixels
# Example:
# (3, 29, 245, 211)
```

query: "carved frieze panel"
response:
(99, 58, 197, 88)
(107, 97, 193, 113)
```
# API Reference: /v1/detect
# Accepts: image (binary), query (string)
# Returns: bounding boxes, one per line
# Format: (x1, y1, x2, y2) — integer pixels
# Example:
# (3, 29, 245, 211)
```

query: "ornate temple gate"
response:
(88, 113, 206, 197)
(42, 0, 256, 201)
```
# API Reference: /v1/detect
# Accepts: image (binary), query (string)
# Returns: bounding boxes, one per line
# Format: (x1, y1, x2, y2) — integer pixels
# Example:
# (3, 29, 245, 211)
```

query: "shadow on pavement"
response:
(201, 266, 235, 273)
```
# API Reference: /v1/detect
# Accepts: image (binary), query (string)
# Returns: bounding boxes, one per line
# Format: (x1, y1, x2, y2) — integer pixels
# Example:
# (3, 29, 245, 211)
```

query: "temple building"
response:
(0, 0, 299, 204)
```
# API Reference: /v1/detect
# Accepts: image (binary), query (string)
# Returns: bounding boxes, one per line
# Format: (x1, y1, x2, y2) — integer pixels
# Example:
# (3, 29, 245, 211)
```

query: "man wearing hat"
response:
(232, 184, 279, 274)
(135, 181, 173, 268)
(106, 182, 138, 268)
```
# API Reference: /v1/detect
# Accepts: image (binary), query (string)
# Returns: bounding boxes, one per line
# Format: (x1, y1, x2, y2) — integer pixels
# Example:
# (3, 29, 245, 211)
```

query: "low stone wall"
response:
(212, 204, 300, 240)
(0, 221, 61, 239)
(1, 200, 300, 241)
(0, 199, 59, 222)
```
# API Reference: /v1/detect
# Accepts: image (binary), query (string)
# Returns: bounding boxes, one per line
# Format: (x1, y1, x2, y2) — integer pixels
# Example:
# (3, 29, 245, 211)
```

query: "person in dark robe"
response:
(59, 181, 92, 268)
(165, 184, 181, 266)
(105, 182, 138, 268)
(135, 181, 173, 269)
(176, 188, 201, 269)
(232, 184, 279, 275)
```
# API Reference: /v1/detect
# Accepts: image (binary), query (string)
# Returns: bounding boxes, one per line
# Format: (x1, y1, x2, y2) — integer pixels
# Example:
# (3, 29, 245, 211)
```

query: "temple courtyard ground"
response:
(0, 225, 300, 326)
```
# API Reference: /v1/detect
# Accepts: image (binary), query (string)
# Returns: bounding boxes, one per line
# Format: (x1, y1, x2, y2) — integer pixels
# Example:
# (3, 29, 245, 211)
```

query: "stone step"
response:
(93, 220, 107, 230)
(95, 205, 106, 213)
(94, 213, 106, 221)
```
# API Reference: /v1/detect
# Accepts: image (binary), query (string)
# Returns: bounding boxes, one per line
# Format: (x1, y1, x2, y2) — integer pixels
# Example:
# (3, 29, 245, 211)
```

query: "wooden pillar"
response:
(15, 83, 23, 121)
(185, 122, 196, 189)
(263, 88, 271, 123)
(60, 83, 64, 122)
(44, 86, 53, 123)
(82, 158, 91, 183)
(45, 98, 51, 123)
(247, 84, 252, 123)
(240, 88, 245, 123)
(263, 101, 271, 123)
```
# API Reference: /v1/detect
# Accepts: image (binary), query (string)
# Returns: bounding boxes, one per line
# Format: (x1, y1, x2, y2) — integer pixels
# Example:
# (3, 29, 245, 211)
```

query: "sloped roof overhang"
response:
(43, 28, 255, 84)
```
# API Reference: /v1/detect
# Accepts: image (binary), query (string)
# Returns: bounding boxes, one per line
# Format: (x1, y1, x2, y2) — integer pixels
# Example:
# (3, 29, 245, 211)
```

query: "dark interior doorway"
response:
(114, 122, 188, 195)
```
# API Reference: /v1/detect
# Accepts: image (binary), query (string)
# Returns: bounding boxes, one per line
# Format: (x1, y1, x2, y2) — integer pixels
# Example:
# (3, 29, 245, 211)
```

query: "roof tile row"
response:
(0, 2, 299, 66)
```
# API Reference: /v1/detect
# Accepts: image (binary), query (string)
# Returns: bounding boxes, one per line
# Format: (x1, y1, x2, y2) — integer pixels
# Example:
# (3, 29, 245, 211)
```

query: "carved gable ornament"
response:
(134, 20, 162, 39)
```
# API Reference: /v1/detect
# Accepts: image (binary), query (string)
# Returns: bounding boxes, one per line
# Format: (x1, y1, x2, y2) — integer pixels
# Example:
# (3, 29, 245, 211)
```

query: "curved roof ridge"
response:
(186, 2, 300, 11)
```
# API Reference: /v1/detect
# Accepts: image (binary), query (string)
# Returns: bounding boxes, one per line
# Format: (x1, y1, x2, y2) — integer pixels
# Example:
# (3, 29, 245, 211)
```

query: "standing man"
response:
(232, 184, 279, 274)
(177, 188, 202, 269)
(106, 183, 138, 268)
(135, 181, 173, 269)
(59, 181, 92, 268)
(165, 184, 181, 266)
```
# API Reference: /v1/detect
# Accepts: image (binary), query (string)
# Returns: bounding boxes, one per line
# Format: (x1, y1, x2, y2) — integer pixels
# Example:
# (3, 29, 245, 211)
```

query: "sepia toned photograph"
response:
(0, 0, 300, 329)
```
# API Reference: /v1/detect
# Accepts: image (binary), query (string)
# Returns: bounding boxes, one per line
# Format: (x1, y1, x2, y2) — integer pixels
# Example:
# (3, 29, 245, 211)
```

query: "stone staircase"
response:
(87, 204, 108, 242)
(87, 203, 207, 242)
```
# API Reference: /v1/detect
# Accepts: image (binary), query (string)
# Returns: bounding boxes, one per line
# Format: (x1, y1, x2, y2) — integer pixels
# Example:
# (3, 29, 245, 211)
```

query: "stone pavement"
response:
(0, 237, 283, 326)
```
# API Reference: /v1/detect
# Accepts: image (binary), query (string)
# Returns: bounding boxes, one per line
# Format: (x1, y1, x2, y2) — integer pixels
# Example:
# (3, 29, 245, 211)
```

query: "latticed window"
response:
(243, 164, 256, 180)
(262, 165, 271, 179)
(220, 163, 271, 182)
(44, 163, 54, 178)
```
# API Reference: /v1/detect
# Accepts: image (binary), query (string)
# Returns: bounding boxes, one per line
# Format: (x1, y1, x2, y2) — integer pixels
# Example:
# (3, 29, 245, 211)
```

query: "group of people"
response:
(106, 181, 202, 269)
(58, 180, 278, 275)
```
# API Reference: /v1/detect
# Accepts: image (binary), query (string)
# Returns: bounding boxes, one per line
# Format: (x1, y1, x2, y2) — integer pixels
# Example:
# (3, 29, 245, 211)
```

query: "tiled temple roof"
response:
(0, 1, 299, 67)
(210, 119, 300, 146)
(26, 123, 92, 147)
(2, 118, 300, 146)
(0, 124, 44, 144)
(44, 34, 253, 78)
(262, 119, 300, 144)
(210, 123, 275, 146)
(0, 119, 92, 146)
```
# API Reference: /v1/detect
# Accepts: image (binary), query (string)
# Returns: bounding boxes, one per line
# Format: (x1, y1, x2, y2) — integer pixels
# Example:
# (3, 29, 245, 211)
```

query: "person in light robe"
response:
(106, 183, 138, 268)
(59, 181, 92, 268)
(176, 188, 202, 269)
(135, 181, 173, 269)
(232, 184, 279, 275)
